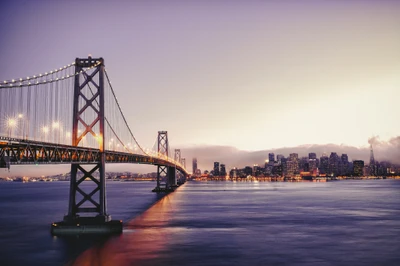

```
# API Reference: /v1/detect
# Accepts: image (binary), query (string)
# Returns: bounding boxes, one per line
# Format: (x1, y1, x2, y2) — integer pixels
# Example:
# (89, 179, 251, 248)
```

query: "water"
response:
(1, 180, 399, 265)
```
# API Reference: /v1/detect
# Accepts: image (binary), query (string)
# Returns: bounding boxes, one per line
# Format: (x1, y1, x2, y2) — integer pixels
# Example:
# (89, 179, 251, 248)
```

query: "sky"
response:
(0, 0, 399, 175)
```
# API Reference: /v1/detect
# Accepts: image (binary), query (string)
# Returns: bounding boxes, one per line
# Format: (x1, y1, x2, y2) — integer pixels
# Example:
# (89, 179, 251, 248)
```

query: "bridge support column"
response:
(167, 166, 177, 188)
(51, 56, 121, 235)
(152, 131, 174, 192)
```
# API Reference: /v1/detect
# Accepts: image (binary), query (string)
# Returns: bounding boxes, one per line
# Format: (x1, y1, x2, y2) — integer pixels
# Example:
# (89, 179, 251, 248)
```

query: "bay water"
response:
(0, 180, 399, 265)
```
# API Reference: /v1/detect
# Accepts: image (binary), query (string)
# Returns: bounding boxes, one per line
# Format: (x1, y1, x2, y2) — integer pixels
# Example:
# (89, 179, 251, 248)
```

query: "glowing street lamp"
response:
(42, 126, 49, 141)
(7, 118, 16, 138)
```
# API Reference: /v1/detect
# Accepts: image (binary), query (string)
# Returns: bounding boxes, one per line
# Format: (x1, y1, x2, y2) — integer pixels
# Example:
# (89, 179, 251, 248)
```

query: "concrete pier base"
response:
(51, 216, 122, 236)
(152, 186, 175, 193)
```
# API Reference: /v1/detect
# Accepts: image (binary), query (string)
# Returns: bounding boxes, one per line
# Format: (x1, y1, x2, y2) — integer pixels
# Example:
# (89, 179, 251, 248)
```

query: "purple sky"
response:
(1, 0, 399, 175)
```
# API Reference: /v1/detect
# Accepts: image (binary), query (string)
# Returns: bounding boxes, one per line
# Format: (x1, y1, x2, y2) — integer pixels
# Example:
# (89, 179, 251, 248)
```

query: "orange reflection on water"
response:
(67, 191, 181, 266)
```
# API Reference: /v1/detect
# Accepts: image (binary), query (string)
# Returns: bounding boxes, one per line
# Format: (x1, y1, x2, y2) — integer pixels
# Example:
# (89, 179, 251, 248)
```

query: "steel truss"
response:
(0, 137, 184, 169)
(65, 57, 108, 222)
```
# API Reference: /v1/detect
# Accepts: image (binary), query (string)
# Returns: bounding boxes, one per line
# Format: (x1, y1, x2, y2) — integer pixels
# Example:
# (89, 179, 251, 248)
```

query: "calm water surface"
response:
(0, 180, 399, 265)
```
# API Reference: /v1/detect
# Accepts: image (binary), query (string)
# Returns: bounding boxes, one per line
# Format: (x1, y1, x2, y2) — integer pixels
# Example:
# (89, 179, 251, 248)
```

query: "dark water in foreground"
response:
(0, 180, 399, 265)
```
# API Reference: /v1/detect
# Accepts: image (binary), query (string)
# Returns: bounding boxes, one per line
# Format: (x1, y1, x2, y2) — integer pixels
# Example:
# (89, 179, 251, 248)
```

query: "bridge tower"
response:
(153, 131, 176, 192)
(52, 56, 121, 235)
(174, 149, 182, 184)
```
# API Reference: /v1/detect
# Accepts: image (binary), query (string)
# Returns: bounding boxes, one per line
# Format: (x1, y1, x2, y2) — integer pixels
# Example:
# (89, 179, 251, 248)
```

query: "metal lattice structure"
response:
(66, 57, 109, 222)
(156, 131, 169, 189)
(0, 55, 190, 233)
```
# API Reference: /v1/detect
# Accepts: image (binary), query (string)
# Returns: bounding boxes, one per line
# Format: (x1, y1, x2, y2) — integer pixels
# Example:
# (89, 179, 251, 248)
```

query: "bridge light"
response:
(42, 126, 49, 133)
(52, 121, 60, 129)
(18, 114, 23, 119)
(7, 118, 16, 127)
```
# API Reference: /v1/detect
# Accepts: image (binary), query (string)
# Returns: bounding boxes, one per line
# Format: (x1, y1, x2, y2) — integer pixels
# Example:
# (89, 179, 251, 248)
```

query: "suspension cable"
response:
(104, 69, 148, 155)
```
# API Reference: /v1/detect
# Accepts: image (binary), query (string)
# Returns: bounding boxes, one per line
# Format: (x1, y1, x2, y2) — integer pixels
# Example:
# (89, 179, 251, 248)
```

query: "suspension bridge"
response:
(0, 56, 190, 235)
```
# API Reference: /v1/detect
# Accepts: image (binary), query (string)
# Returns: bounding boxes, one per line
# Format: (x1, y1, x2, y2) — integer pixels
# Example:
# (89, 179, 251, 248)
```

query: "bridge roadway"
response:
(0, 136, 188, 175)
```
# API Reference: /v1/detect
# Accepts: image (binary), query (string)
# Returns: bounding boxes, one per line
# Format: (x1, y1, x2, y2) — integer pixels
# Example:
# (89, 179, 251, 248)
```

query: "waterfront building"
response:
(309, 159, 317, 175)
(299, 157, 309, 172)
(268, 153, 275, 165)
(253, 164, 260, 176)
(353, 160, 364, 176)
(194, 169, 202, 177)
(287, 153, 299, 176)
(220, 164, 227, 177)
(319, 155, 329, 174)
(265, 164, 273, 176)
(309, 153, 317, 160)
(281, 157, 288, 176)
(329, 152, 340, 176)
(192, 158, 198, 175)
(244, 166, 252, 176)
(214, 162, 220, 176)
(369, 144, 376, 176)
(277, 154, 285, 164)
(272, 163, 283, 176)
(341, 154, 349, 175)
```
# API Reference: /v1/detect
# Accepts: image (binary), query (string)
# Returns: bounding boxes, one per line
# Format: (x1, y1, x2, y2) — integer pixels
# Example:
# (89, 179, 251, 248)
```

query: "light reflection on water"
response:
(68, 180, 400, 266)
(0, 180, 399, 265)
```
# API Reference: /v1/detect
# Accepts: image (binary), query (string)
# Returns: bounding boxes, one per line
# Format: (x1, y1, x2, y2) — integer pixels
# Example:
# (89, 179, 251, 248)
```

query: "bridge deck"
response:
(0, 136, 187, 175)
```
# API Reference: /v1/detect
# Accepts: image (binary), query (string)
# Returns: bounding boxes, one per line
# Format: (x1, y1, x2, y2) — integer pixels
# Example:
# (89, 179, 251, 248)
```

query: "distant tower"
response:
(192, 158, 198, 175)
(214, 162, 220, 176)
(268, 153, 275, 165)
(369, 144, 376, 176)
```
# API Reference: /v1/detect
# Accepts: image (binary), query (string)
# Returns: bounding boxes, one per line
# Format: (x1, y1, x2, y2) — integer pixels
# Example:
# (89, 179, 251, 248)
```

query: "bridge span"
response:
(0, 56, 190, 235)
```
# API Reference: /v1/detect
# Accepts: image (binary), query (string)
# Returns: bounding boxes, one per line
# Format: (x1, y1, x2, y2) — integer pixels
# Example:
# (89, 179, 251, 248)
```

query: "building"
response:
(220, 164, 227, 177)
(268, 153, 275, 165)
(341, 154, 349, 176)
(213, 162, 220, 176)
(192, 158, 198, 175)
(353, 160, 364, 176)
(287, 153, 299, 176)
(299, 157, 309, 172)
(320, 155, 329, 174)
(328, 152, 340, 176)
(277, 154, 285, 164)
(272, 163, 283, 176)
(309, 159, 317, 175)
(308, 153, 317, 160)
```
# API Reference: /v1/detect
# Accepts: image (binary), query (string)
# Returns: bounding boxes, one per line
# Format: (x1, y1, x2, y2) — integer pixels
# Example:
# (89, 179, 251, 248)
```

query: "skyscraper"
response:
(329, 152, 340, 176)
(299, 156, 309, 172)
(192, 158, 197, 175)
(268, 153, 275, 165)
(214, 162, 220, 176)
(277, 154, 285, 163)
(220, 164, 226, 177)
(309, 159, 317, 175)
(308, 153, 317, 160)
(319, 155, 329, 174)
(287, 153, 299, 176)
(341, 154, 349, 175)
(369, 144, 376, 176)
(353, 160, 364, 176)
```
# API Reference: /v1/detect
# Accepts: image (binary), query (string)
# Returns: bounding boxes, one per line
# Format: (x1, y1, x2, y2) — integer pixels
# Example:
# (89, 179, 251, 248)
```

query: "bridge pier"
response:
(167, 166, 177, 188)
(51, 57, 121, 236)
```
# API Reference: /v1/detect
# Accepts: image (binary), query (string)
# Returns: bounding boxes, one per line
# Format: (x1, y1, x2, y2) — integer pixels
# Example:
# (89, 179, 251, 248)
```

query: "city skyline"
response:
(1, 1, 399, 176)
